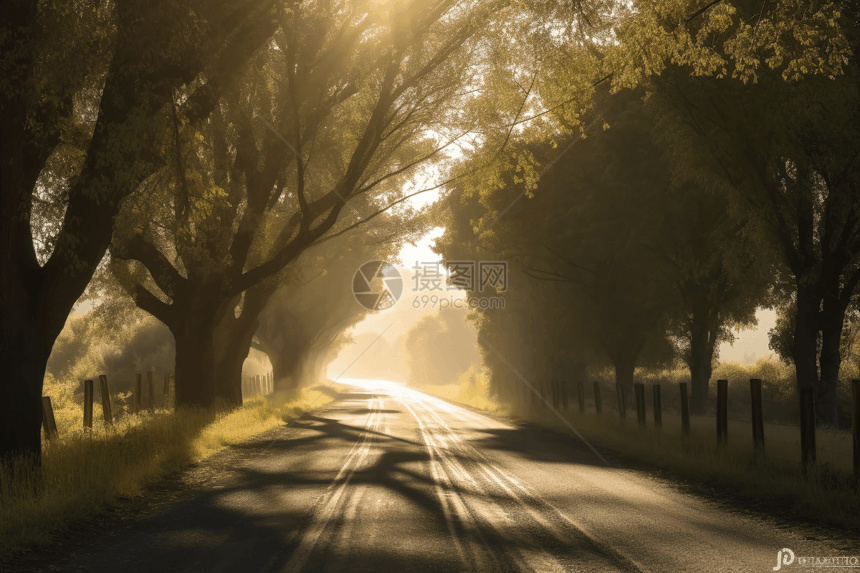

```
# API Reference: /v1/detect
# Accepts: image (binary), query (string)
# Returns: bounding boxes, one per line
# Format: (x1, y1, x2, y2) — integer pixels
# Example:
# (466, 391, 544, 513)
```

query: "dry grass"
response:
(0, 384, 334, 558)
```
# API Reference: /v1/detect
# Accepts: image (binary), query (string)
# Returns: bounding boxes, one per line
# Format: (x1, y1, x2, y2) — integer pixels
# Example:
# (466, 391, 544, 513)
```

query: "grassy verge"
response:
(0, 385, 334, 558)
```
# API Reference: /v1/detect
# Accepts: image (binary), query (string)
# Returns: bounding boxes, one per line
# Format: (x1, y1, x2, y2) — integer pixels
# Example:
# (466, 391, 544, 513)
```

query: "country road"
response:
(24, 380, 857, 573)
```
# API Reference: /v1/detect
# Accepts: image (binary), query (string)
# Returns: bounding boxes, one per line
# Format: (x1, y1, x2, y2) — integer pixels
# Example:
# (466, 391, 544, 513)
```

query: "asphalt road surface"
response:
(41, 380, 857, 572)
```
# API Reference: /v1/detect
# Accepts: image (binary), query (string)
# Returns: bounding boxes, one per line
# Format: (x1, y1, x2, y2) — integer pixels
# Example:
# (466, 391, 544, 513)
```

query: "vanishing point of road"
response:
(29, 380, 857, 572)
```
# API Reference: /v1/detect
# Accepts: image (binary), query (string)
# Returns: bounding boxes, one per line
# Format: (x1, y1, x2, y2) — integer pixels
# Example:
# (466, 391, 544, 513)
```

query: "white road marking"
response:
(281, 399, 380, 573)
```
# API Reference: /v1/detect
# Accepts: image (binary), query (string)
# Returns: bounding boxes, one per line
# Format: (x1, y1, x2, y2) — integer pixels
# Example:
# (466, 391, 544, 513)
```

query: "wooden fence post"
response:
(852, 380, 860, 480)
(577, 381, 585, 414)
(800, 387, 817, 472)
(41, 396, 58, 440)
(680, 383, 690, 437)
(616, 383, 626, 424)
(750, 379, 765, 456)
(99, 374, 112, 424)
(134, 374, 142, 414)
(653, 385, 662, 431)
(716, 379, 728, 446)
(146, 371, 155, 410)
(83, 380, 94, 429)
(593, 382, 602, 417)
(634, 383, 646, 430)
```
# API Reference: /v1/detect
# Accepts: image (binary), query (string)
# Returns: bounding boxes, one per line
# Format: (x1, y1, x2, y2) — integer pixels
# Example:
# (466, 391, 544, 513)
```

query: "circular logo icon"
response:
(352, 261, 403, 310)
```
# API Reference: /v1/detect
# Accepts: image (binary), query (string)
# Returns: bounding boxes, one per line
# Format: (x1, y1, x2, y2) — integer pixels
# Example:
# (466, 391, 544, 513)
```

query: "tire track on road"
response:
(280, 397, 381, 573)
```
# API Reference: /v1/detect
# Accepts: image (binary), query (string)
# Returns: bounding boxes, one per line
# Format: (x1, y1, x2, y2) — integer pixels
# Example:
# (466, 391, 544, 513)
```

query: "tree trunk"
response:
(792, 284, 821, 399)
(817, 289, 844, 426)
(211, 283, 277, 405)
(269, 343, 304, 393)
(171, 313, 221, 408)
(211, 320, 250, 407)
(164, 281, 233, 408)
(0, 315, 51, 462)
(255, 306, 308, 394)
(612, 351, 636, 408)
(688, 299, 716, 414)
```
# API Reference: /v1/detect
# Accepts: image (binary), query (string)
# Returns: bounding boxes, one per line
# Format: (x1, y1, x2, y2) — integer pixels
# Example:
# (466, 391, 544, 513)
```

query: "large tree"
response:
(1, 0, 281, 462)
(650, 46, 860, 424)
(110, 0, 499, 407)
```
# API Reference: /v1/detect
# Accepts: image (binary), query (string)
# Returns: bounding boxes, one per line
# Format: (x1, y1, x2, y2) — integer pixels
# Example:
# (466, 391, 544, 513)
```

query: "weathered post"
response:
(800, 388, 817, 472)
(616, 383, 626, 424)
(750, 379, 765, 456)
(577, 381, 585, 414)
(634, 383, 646, 430)
(146, 371, 155, 411)
(42, 397, 58, 440)
(99, 374, 112, 424)
(163, 373, 170, 408)
(852, 380, 860, 480)
(653, 385, 662, 431)
(680, 383, 690, 438)
(593, 382, 602, 416)
(716, 380, 728, 446)
(134, 374, 142, 414)
(83, 380, 94, 429)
